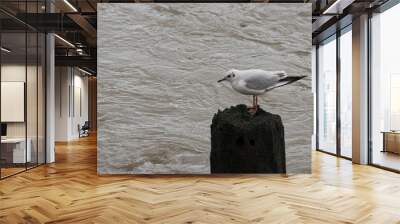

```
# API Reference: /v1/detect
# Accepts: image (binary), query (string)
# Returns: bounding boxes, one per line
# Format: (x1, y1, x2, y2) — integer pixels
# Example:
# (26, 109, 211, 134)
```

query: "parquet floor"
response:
(0, 167, 26, 178)
(1, 135, 400, 224)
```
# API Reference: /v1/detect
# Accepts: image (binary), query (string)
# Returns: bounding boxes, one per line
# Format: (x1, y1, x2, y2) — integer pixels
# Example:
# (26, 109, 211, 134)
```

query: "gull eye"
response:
(227, 75, 231, 78)
(232, 74, 235, 77)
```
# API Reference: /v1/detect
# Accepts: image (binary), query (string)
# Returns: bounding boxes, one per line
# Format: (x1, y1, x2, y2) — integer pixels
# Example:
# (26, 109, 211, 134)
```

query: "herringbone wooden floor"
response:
(1, 135, 400, 224)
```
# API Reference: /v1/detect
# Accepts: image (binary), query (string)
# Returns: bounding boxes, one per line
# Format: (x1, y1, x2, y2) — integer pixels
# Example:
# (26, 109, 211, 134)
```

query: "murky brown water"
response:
(98, 3, 312, 174)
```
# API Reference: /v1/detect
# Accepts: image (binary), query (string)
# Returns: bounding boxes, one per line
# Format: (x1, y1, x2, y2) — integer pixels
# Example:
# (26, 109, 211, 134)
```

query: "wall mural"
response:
(98, 3, 312, 174)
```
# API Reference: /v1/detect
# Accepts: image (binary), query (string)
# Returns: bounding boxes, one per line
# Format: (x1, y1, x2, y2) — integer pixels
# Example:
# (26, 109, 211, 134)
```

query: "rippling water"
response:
(98, 3, 312, 174)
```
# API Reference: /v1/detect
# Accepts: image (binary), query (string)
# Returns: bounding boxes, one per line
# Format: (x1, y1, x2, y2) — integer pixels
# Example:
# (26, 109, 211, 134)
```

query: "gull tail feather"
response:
(265, 76, 306, 92)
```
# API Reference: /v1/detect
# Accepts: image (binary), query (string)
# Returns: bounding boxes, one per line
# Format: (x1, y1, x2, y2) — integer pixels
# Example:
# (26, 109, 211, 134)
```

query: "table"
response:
(382, 131, 400, 154)
(1, 138, 31, 163)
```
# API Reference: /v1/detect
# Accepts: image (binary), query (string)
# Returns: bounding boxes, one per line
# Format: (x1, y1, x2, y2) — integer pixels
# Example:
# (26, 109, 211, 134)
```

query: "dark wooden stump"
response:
(210, 104, 286, 173)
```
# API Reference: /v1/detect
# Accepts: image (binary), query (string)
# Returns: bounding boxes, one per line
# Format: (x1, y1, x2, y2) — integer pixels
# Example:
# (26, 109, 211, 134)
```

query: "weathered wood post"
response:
(210, 104, 286, 173)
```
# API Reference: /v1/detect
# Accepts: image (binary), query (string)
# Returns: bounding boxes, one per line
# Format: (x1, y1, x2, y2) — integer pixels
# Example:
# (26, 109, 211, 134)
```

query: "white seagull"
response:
(218, 69, 306, 113)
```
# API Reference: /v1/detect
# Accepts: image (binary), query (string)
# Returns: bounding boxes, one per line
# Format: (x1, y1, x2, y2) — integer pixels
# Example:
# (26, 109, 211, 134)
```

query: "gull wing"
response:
(265, 75, 306, 92)
(243, 71, 286, 90)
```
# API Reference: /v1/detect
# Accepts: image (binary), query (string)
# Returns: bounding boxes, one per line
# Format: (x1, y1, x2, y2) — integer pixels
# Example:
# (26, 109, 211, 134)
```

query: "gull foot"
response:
(247, 106, 258, 115)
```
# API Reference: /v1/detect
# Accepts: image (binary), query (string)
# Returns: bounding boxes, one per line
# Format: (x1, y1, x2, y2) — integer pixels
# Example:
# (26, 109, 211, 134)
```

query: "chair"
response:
(79, 121, 90, 138)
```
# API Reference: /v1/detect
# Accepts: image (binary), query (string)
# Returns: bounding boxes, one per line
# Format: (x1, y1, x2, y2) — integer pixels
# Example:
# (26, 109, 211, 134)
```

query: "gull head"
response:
(217, 69, 238, 83)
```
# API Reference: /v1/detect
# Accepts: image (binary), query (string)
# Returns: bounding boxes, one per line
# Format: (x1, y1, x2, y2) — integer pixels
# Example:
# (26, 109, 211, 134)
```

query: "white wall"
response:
(71, 73, 89, 138)
(1, 65, 27, 141)
(1, 63, 47, 164)
(1, 64, 40, 138)
(55, 67, 89, 141)
(55, 66, 70, 141)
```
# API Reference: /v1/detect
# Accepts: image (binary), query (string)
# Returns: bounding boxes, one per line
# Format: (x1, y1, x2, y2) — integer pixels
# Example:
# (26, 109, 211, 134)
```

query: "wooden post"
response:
(210, 105, 286, 173)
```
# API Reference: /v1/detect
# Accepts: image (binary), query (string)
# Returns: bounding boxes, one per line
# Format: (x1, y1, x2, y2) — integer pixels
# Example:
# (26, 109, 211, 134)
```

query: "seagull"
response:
(218, 69, 306, 113)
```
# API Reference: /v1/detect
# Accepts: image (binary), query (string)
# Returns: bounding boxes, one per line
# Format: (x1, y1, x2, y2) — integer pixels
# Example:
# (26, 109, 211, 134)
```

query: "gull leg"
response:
(248, 96, 253, 110)
(255, 96, 258, 107)
(248, 95, 257, 114)
(255, 96, 258, 113)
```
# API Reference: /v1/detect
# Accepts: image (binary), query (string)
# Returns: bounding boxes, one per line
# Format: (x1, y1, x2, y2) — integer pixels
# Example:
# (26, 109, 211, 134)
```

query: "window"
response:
(0, 2, 46, 179)
(339, 27, 352, 158)
(315, 25, 353, 159)
(317, 36, 337, 154)
(370, 3, 400, 171)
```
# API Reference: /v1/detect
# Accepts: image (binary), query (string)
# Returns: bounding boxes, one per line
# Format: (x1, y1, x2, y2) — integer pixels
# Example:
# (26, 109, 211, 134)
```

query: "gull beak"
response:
(217, 78, 226, 83)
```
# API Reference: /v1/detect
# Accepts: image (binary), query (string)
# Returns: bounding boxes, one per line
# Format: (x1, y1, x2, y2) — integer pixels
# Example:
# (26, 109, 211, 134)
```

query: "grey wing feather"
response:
(244, 72, 285, 90)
